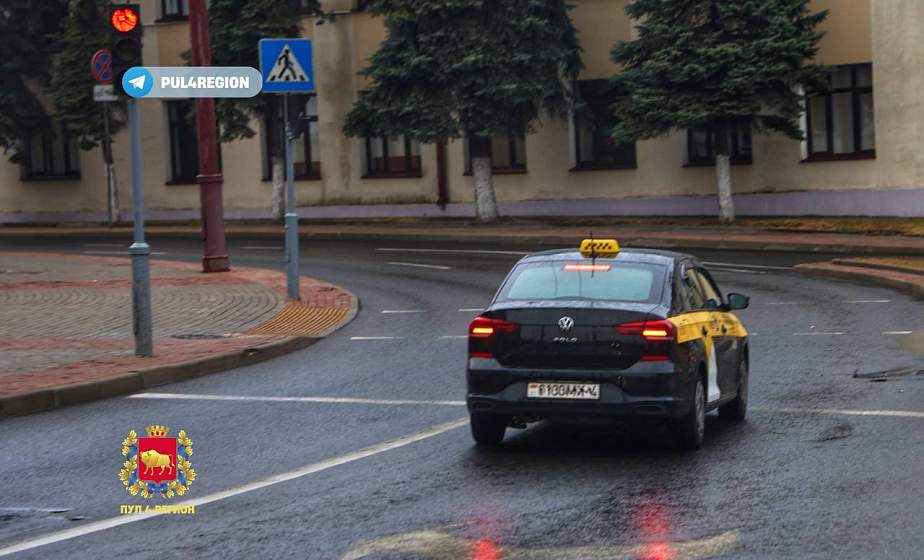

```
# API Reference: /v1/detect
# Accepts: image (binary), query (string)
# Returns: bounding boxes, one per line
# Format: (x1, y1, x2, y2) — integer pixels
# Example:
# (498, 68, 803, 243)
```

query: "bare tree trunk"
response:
(271, 154, 285, 222)
(470, 136, 498, 222)
(713, 121, 735, 224)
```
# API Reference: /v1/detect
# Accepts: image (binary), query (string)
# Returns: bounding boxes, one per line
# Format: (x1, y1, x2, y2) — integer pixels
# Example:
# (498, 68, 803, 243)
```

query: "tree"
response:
(207, 0, 315, 220)
(0, 0, 67, 161)
(344, 0, 581, 222)
(49, 0, 119, 151)
(610, 0, 828, 224)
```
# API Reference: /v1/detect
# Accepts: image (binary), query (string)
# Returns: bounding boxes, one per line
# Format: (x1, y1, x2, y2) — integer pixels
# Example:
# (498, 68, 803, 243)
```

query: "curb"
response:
(0, 336, 318, 419)
(795, 263, 924, 300)
(831, 258, 924, 277)
(1, 227, 922, 255)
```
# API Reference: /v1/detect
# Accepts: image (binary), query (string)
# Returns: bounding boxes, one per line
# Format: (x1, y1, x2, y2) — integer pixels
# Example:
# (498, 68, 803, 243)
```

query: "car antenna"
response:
(589, 230, 597, 277)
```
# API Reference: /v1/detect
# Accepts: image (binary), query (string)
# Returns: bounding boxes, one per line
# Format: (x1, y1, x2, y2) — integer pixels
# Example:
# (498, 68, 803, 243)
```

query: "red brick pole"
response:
(189, 0, 230, 272)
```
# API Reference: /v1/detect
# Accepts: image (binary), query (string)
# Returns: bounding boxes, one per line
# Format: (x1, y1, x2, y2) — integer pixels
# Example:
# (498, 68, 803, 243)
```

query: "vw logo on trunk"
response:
(558, 316, 575, 332)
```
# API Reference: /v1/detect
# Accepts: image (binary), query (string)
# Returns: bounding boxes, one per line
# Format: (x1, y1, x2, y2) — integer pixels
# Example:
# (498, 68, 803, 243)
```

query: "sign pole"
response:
(103, 102, 118, 226)
(128, 98, 153, 357)
(283, 93, 300, 300)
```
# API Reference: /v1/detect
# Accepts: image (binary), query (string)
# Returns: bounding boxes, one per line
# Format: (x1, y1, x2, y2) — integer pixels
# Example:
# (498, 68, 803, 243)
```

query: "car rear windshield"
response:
(495, 260, 667, 303)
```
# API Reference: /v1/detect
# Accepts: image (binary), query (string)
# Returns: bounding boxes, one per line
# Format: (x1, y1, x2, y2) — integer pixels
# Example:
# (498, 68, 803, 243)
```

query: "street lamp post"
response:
(189, 0, 230, 273)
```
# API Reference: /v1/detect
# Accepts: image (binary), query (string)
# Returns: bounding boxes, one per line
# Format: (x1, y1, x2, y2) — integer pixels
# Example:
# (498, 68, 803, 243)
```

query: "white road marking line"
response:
(793, 331, 845, 336)
(438, 335, 468, 339)
(458, 308, 484, 313)
(702, 261, 792, 270)
(380, 310, 427, 314)
(0, 419, 468, 558)
(764, 407, 924, 420)
(350, 336, 405, 341)
(127, 392, 467, 406)
(386, 261, 452, 271)
(377, 247, 528, 256)
(883, 331, 913, 335)
(82, 250, 168, 256)
(845, 299, 891, 304)
(240, 246, 283, 251)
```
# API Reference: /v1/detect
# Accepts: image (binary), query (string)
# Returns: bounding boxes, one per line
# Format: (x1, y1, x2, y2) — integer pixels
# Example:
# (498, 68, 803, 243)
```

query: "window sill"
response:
(155, 15, 189, 23)
(683, 159, 753, 168)
(463, 168, 527, 176)
(570, 163, 637, 172)
(260, 175, 322, 182)
(361, 172, 423, 180)
(21, 173, 81, 182)
(801, 152, 876, 163)
(166, 178, 197, 186)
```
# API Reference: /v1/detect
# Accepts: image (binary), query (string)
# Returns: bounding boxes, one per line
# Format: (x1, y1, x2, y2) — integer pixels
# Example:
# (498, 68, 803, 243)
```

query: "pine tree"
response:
(610, 0, 828, 224)
(207, 0, 312, 220)
(344, 0, 582, 222)
(0, 0, 67, 161)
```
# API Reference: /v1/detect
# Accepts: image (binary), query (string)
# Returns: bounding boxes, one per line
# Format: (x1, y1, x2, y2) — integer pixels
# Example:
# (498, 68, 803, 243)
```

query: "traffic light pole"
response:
(128, 98, 153, 357)
(189, 0, 230, 273)
(283, 94, 300, 300)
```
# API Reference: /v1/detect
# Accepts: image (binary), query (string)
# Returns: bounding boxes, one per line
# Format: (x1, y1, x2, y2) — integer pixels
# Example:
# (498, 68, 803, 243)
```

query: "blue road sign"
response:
(259, 39, 314, 93)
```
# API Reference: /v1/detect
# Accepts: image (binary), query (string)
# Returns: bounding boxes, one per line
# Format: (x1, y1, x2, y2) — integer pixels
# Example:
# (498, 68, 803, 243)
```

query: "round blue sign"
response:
(122, 67, 153, 98)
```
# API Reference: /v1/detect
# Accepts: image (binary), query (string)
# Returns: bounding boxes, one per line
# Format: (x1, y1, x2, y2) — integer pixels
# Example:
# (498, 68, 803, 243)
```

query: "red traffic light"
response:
(111, 7, 139, 33)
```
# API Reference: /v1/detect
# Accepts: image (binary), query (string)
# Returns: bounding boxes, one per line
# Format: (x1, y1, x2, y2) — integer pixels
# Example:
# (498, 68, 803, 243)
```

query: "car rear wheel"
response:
(470, 413, 507, 446)
(719, 360, 748, 422)
(674, 375, 705, 450)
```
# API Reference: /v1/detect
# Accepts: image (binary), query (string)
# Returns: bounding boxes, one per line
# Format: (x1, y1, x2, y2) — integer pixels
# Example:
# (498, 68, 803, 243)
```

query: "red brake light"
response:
(469, 317, 517, 338)
(616, 320, 676, 341)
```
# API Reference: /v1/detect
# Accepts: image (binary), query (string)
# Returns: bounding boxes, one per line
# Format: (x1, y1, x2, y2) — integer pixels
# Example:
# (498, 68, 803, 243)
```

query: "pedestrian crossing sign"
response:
(259, 39, 314, 93)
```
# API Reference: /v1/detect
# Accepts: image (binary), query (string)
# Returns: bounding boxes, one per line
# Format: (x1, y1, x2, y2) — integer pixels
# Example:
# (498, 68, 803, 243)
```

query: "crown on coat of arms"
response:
(145, 425, 170, 438)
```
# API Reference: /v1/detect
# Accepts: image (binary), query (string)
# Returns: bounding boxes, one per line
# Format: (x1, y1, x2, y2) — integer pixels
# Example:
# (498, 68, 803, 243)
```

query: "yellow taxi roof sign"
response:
(579, 238, 620, 258)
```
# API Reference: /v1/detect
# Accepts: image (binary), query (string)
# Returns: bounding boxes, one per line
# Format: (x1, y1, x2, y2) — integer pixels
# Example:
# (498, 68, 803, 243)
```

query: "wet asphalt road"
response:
(1, 235, 923, 559)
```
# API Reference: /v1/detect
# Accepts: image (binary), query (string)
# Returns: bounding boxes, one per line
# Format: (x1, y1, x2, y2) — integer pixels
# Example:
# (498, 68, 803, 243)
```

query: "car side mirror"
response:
(726, 293, 750, 310)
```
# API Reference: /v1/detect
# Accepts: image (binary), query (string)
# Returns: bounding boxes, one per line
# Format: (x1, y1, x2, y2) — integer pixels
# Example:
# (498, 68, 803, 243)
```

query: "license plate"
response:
(527, 382, 600, 400)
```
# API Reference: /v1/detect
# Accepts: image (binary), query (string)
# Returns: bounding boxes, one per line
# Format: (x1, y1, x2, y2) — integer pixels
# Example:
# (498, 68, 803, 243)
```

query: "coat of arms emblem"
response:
(119, 425, 196, 499)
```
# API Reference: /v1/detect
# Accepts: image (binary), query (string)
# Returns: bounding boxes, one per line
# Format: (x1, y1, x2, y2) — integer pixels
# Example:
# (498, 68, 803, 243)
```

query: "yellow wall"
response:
(0, 0, 913, 220)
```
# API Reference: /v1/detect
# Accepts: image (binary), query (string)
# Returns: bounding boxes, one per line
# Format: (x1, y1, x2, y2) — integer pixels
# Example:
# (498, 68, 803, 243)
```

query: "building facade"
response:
(1, 0, 922, 223)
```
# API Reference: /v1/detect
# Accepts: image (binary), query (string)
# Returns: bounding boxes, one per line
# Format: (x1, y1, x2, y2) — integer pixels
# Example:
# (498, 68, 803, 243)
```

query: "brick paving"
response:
(0, 252, 354, 399)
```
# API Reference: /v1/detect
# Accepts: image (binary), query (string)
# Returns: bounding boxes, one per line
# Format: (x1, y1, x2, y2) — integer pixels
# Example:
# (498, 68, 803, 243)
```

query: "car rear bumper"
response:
(466, 358, 693, 420)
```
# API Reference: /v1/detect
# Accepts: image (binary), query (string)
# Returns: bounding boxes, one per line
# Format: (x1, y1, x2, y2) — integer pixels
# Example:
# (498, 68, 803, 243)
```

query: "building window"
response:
(465, 135, 527, 174)
(686, 122, 753, 166)
(22, 122, 80, 179)
(167, 100, 199, 183)
(162, 0, 188, 19)
(573, 80, 636, 170)
(262, 94, 320, 180)
(363, 136, 421, 178)
(805, 63, 875, 160)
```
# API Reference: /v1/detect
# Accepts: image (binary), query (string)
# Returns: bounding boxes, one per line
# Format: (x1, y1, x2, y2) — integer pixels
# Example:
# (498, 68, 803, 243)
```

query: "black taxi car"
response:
(466, 239, 750, 449)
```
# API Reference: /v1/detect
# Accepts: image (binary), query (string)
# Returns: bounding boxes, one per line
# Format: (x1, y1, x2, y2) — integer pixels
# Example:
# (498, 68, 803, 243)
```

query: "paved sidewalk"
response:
(1, 222, 922, 254)
(0, 252, 356, 417)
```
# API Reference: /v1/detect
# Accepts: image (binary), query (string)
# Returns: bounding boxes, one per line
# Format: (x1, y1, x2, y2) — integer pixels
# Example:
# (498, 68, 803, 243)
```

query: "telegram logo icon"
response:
(122, 67, 153, 98)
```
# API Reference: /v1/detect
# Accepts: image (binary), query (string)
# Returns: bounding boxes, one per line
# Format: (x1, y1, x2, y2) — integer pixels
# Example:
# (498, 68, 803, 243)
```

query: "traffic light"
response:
(109, 3, 143, 96)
